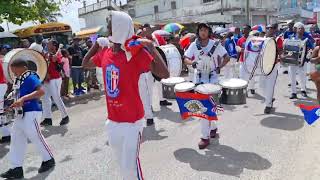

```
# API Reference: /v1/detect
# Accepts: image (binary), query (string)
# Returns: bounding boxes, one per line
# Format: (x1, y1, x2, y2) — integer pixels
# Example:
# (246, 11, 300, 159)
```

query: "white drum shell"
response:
(3, 49, 47, 83)
(158, 44, 182, 77)
(161, 77, 185, 99)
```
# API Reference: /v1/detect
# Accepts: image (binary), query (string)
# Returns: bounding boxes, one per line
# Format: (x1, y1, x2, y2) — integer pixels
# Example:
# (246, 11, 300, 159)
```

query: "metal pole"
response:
(246, 0, 250, 25)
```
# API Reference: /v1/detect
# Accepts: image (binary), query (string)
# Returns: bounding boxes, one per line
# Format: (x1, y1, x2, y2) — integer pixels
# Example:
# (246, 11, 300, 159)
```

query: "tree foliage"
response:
(0, 0, 77, 25)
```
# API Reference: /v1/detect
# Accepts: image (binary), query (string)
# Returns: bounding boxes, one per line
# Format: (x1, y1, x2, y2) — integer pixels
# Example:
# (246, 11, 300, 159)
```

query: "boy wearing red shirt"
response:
(41, 40, 69, 126)
(83, 11, 169, 180)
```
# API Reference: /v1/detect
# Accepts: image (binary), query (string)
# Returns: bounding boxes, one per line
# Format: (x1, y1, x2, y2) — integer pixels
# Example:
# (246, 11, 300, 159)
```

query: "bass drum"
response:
(3, 48, 47, 83)
(153, 44, 182, 81)
(244, 37, 277, 76)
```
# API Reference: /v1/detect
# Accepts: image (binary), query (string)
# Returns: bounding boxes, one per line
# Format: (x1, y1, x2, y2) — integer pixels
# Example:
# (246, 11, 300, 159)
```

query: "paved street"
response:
(1, 73, 320, 180)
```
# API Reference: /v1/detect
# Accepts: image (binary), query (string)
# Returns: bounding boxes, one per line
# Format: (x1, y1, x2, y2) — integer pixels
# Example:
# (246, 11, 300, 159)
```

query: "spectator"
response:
(60, 49, 71, 98)
(82, 39, 99, 92)
(67, 38, 85, 95)
(20, 39, 30, 48)
(29, 35, 44, 53)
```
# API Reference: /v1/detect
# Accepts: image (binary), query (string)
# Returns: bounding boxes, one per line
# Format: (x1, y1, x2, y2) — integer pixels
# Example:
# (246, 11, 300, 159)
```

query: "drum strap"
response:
(195, 39, 220, 57)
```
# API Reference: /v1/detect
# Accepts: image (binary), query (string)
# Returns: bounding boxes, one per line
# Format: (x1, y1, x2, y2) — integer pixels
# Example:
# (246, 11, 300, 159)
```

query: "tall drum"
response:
(282, 39, 307, 67)
(244, 37, 277, 76)
(3, 48, 47, 83)
(161, 77, 185, 99)
(195, 84, 222, 104)
(219, 78, 248, 105)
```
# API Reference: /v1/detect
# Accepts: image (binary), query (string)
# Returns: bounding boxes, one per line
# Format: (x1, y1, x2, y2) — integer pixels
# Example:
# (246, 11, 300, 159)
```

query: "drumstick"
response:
(193, 68, 198, 84)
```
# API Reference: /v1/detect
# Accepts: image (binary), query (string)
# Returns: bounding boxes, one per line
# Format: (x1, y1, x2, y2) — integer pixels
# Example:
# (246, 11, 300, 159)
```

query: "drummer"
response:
(286, 22, 314, 99)
(260, 24, 283, 114)
(184, 23, 230, 149)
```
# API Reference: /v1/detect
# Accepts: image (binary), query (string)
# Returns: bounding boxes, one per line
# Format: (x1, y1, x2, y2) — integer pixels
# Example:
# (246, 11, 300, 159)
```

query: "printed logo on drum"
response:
(247, 40, 264, 52)
(106, 64, 120, 98)
(184, 100, 207, 114)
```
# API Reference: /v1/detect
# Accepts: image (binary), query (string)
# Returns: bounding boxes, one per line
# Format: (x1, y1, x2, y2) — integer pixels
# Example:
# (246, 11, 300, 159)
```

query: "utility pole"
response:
(246, 0, 250, 25)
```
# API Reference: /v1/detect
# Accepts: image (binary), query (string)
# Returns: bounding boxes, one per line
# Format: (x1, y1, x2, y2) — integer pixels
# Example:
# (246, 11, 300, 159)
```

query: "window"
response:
(154, 5, 159, 14)
(203, 0, 215, 3)
(171, 1, 176, 10)
(128, 9, 136, 17)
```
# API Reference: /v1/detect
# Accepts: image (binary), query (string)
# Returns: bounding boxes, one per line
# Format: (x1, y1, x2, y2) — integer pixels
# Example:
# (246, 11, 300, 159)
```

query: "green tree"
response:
(0, 0, 76, 25)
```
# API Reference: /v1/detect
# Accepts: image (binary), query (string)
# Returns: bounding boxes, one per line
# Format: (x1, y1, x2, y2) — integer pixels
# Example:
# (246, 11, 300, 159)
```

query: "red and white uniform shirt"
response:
(93, 48, 153, 123)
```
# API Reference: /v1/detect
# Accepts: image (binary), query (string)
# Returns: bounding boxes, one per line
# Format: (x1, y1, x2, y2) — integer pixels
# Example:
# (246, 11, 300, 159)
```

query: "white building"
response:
(123, 0, 279, 26)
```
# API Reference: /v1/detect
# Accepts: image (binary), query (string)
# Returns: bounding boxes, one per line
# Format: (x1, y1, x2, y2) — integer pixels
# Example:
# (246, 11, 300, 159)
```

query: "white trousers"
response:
(200, 119, 217, 139)
(155, 80, 164, 101)
(9, 111, 53, 168)
(106, 119, 144, 180)
(43, 78, 68, 119)
(224, 58, 238, 79)
(239, 63, 256, 90)
(0, 83, 10, 137)
(259, 63, 279, 107)
(139, 72, 154, 119)
(289, 65, 307, 94)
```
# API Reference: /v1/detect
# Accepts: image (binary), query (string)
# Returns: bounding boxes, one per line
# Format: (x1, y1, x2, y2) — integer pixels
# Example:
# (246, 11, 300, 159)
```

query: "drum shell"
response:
(153, 44, 182, 81)
(282, 39, 307, 67)
(220, 87, 247, 105)
(161, 77, 185, 99)
(195, 84, 222, 104)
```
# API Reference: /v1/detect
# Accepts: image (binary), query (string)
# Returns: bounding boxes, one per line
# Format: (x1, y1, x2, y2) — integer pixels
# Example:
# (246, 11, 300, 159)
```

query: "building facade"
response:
(278, 0, 318, 23)
(123, 0, 279, 26)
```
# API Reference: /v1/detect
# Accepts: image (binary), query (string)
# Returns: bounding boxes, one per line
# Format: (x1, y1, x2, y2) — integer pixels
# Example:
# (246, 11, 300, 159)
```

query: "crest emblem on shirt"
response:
(247, 40, 264, 52)
(106, 64, 120, 98)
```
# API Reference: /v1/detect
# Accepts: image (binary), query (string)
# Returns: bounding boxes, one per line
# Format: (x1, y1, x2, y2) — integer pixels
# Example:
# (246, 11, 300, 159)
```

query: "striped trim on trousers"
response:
(33, 119, 54, 158)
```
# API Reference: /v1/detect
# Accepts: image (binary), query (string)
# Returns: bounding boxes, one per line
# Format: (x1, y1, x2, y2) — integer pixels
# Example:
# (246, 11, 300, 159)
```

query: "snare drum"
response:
(174, 82, 195, 93)
(219, 78, 248, 105)
(195, 84, 222, 104)
(161, 77, 185, 99)
(282, 39, 307, 66)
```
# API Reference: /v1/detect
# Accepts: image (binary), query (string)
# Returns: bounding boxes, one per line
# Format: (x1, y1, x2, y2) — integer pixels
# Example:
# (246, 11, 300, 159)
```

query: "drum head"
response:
(174, 82, 195, 92)
(3, 49, 47, 83)
(219, 78, 248, 89)
(152, 46, 168, 81)
(195, 84, 222, 94)
(260, 38, 277, 75)
(161, 77, 185, 85)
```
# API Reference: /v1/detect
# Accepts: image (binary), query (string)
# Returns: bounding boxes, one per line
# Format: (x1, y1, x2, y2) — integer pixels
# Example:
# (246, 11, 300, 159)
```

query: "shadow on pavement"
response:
(247, 92, 265, 101)
(25, 167, 54, 180)
(154, 106, 182, 124)
(174, 144, 272, 177)
(60, 155, 73, 163)
(142, 125, 168, 143)
(0, 144, 9, 159)
(25, 167, 38, 173)
(42, 125, 68, 138)
(293, 99, 317, 106)
(259, 112, 304, 131)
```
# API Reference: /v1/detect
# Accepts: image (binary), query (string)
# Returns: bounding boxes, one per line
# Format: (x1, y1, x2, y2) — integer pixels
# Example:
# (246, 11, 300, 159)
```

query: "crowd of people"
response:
(1, 9, 320, 179)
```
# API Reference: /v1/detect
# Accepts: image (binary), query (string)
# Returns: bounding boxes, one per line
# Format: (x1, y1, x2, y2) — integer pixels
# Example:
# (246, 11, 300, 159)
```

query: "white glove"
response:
(97, 37, 110, 48)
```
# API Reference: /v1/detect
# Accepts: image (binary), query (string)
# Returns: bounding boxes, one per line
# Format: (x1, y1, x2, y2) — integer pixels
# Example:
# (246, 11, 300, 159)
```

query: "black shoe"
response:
(60, 116, 69, 126)
(38, 158, 55, 173)
(288, 82, 299, 87)
(1, 167, 24, 179)
(283, 70, 288, 74)
(301, 91, 308, 97)
(0, 136, 11, 144)
(146, 119, 154, 126)
(289, 93, 298, 99)
(264, 107, 272, 114)
(160, 100, 172, 106)
(40, 118, 52, 126)
(250, 89, 255, 95)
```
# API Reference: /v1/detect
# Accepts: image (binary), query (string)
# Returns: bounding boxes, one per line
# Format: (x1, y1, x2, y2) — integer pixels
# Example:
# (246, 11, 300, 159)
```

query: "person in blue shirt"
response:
(224, 32, 238, 78)
(1, 59, 55, 179)
(232, 27, 241, 44)
(284, 20, 295, 39)
(287, 22, 315, 99)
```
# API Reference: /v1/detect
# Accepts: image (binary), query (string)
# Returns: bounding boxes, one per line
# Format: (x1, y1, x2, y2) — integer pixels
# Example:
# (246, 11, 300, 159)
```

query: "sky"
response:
(0, 0, 127, 32)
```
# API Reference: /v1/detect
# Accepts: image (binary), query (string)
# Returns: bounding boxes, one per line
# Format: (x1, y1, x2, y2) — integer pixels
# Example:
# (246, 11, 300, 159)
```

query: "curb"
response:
(63, 90, 105, 104)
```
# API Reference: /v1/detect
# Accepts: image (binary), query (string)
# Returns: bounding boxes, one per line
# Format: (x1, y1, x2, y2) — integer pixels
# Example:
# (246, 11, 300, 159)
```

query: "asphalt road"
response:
(1, 73, 320, 180)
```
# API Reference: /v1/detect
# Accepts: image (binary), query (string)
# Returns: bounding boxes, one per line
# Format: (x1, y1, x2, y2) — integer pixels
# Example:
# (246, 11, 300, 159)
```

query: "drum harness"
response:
(244, 39, 265, 80)
(195, 39, 220, 83)
(0, 71, 41, 127)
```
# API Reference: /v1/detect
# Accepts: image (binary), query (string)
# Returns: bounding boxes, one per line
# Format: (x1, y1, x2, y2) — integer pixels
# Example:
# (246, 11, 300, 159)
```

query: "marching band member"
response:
(310, 45, 320, 104)
(139, 68, 155, 126)
(41, 39, 69, 126)
(238, 25, 257, 95)
(261, 24, 283, 114)
(284, 20, 295, 39)
(1, 59, 55, 179)
(287, 22, 314, 99)
(184, 23, 230, 149)
(82, 11, 169, 179)
(224, 31, 238, 78)
(0, 45, 10, 143)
